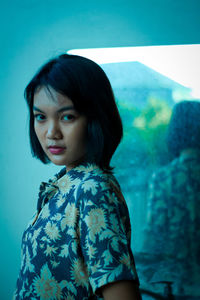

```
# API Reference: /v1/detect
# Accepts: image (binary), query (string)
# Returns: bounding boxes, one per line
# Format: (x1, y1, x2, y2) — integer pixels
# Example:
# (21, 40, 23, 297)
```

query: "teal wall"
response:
(1, 1, 200, 298)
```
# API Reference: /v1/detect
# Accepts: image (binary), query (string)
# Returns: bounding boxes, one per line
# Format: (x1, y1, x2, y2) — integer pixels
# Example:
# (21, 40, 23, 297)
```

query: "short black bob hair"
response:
(25, 53, 123, 172)
(167, 100, 200, 158)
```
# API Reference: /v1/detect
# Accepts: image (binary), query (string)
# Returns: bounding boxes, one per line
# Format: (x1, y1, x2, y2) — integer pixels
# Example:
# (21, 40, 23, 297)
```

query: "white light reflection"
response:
(68, 45, 200, 99)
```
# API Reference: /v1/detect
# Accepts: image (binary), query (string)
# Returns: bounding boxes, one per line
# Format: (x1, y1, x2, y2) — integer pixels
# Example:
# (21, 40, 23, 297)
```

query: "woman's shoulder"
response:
(55, 163, 124, 207)
(76, 165, 126, 208)
(67, 163, 117, 185)
(81, 165, 121, 191)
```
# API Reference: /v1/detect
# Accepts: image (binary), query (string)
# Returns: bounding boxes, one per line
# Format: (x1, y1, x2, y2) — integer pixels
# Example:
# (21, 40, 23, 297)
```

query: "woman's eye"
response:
(62, 114, 75, 121)
(34, 114, 46, 121)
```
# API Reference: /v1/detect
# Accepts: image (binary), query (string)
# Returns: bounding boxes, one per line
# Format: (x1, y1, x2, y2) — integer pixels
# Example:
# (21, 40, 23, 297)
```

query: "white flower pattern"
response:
(14, 163, 138, 299)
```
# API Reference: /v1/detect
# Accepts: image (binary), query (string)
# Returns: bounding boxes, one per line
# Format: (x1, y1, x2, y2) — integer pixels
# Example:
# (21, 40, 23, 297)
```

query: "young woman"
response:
(14, 54, 141, 300)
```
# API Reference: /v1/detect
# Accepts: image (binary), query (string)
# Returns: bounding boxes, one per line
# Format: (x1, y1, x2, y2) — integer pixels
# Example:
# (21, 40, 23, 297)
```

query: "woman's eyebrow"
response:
(57, 106, 75, 113)
(33, 106, 43, 112)
(33, 105, 75, 113)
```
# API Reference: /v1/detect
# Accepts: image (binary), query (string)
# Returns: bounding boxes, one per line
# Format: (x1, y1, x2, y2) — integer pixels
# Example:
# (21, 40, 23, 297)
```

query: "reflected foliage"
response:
(133, 98, 171, 165)
(112, 97, 172, 189)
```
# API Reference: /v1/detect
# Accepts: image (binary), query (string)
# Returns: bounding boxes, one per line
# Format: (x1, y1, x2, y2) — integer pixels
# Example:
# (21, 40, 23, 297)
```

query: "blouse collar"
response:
(37, 162, 100, 212)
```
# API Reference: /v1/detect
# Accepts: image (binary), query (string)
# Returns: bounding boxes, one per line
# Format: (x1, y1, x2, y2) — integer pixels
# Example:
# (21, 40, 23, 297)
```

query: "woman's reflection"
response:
(143, 100, 200, 299)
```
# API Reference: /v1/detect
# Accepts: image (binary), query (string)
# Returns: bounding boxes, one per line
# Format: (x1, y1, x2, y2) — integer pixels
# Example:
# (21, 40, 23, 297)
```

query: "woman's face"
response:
(33, 86, 87, 171)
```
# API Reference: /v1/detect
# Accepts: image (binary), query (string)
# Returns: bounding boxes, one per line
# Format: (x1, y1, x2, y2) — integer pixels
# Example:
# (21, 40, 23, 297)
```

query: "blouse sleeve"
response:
(78, 176, 139, 295)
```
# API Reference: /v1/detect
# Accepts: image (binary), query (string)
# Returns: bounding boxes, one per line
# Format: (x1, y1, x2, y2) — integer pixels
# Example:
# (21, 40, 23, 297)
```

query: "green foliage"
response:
(113, 97, 172, 175)
(133, 97, 172, 165)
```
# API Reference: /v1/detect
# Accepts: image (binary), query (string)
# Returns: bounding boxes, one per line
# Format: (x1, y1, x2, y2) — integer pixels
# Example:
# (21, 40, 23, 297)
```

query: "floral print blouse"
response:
(14, 163, 139, 299)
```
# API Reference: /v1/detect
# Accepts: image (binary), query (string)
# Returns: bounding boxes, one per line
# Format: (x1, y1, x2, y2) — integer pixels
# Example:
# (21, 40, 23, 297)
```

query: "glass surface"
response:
(69, 45, 200, 298)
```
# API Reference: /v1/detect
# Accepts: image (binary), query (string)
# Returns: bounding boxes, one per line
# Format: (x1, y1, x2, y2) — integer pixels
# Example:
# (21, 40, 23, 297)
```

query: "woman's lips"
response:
(48, 146, 66, 154)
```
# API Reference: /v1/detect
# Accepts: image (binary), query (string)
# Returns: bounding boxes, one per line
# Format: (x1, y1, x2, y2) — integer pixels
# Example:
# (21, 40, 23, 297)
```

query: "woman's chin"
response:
(48, 157, 67, 166)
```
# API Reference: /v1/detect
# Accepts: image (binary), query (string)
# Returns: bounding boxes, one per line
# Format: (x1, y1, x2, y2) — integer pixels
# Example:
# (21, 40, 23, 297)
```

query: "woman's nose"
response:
(46, 121, 62, 139)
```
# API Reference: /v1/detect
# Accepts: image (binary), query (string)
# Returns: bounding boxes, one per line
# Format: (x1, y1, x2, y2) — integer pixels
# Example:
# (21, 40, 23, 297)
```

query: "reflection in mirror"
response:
(69, 45, 200, 299)
(141, 100, 200, 299)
